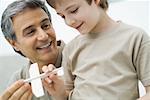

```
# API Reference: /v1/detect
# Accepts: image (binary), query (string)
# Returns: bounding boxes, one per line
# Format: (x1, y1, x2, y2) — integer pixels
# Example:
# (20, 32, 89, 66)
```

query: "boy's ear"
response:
(6, 38, 20, 51)
(95, 0, 100, 5)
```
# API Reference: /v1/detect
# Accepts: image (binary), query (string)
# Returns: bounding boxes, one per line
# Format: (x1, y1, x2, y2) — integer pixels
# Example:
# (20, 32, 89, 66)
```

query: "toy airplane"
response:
(23, 63, 63, 97)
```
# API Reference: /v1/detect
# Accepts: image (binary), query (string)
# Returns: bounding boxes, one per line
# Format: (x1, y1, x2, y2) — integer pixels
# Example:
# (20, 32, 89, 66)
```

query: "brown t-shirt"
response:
(62, 22, 150, 100)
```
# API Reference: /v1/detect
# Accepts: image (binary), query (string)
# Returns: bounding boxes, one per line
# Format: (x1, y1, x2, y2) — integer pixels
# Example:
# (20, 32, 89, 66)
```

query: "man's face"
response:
(54, 0, 101, 34)
(12, 8, 58, 67)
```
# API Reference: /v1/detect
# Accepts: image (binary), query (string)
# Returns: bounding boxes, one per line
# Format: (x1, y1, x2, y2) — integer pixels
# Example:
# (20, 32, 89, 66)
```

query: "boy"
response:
(44, 0, 150, 100)
(0, 0, 65, 100)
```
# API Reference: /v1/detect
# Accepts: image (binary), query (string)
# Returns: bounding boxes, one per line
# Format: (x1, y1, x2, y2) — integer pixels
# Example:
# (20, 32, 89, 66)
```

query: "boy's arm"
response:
(42, 65, 69, 100)
(137, 86, 150, 100)
(42, 73, 69, 100)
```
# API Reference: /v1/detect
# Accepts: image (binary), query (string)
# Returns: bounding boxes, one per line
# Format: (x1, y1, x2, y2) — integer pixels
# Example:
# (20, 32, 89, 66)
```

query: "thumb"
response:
(49, 74, 60, 83)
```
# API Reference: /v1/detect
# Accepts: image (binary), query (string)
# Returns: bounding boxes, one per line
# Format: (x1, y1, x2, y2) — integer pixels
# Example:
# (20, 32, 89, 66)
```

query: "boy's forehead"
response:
(55, 0, 78, 6)
(55, 0, 78, 9)
(55, 0, 72, 3)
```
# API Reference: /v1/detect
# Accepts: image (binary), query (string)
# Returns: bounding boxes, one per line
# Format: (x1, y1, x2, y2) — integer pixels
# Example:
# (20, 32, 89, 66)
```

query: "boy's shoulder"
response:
(63, 34, 84, 54)
(114, 21, 149, 42)
(65, 35, 82, 47)
(117, 22, 150, 44)
(119, 22, 147, 35)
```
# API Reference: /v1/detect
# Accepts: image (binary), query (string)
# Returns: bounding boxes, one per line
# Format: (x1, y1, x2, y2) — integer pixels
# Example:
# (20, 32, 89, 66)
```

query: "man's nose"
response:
(37, 28, 48, 40)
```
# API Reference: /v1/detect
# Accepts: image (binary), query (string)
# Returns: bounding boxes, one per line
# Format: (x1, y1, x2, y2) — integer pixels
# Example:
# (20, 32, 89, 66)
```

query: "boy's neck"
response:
(90, 12, 118, 34)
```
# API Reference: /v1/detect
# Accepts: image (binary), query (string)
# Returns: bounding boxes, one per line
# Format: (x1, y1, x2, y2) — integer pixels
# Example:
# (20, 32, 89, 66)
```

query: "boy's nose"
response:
(66, 18, 76, 27)
(37, 28, 48, 40)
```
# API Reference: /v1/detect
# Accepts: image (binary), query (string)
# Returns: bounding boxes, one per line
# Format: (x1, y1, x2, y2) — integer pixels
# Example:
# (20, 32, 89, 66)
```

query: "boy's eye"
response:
(70, 8, 78, 13)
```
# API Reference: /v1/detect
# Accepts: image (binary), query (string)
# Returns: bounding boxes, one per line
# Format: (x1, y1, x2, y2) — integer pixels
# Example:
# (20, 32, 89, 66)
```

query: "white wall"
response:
(0, 56, 29, 94)
(108, 0, 150, 34)
(0, 0, 149, 96)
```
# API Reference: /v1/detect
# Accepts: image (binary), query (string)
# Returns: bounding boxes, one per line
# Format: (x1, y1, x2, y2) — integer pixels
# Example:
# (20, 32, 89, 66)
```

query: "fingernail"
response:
(42, 65, 47, 72)
(47, 79, 52, 84)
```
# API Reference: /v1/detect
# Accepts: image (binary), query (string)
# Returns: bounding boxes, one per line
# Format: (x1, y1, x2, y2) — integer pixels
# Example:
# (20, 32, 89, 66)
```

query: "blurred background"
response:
(0, 0, 150, 96)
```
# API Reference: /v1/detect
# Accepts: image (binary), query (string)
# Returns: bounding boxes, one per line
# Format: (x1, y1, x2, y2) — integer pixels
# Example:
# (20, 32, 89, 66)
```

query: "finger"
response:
(27, 91, 33, 100)
(42, 79, 54, 95)
(42, 65, 49, 73)
(48, 64, 58, 75)
(9, 83, 30, 100)
(42, 65, 52, 83)
(20, 89, 31, 100)
(49, 74, 60, 84)
(1, 80, 24, 100)
(42, 79, 53, 88)
(20, 88, 32, 100)
(48, 64, 55, 71)
(44, 77, 52, 84)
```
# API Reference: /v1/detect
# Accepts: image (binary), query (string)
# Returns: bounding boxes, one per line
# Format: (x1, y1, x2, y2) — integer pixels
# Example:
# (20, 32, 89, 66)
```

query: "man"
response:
(0, 0, 64, 100)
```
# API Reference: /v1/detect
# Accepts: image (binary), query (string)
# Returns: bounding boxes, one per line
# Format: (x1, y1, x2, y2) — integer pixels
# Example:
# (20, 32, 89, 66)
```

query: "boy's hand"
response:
(137, 86, 150, 100)
(0, 80, 32, 100)
(42, 64, 67, 100)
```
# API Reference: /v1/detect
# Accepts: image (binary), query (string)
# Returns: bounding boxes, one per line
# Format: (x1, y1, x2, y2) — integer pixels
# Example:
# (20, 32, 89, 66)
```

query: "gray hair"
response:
(1, 0, 51, 40)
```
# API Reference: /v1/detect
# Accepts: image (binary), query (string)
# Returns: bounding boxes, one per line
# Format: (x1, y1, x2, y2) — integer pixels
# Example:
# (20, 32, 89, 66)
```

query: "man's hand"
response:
(0, 80, 32, 100)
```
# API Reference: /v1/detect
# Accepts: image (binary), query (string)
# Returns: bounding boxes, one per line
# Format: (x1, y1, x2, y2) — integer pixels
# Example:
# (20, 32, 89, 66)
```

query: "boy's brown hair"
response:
(86, 0, 108, 10)
(46, 0, 108, 10)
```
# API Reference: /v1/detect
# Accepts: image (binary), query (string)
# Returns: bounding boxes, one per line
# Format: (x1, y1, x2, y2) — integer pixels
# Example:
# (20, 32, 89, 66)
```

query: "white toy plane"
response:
(23, 63, 63, 97)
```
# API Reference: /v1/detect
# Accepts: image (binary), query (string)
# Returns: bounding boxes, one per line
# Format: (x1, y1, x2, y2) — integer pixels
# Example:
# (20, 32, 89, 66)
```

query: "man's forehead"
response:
(12, 8, 50, 32)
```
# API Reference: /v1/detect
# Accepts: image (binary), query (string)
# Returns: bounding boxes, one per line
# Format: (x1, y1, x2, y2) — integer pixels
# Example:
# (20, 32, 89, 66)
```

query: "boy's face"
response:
(11, 8, 58, 67)
(54, 0, 101, 34)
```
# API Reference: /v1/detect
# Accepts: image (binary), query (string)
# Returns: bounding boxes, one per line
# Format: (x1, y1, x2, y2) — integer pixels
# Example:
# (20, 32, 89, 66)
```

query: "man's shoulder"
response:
(7, 63, 30, 86)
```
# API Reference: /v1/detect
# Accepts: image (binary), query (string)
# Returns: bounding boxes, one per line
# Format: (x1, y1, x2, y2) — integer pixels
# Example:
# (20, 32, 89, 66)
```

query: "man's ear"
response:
(6, 38, 20, 51)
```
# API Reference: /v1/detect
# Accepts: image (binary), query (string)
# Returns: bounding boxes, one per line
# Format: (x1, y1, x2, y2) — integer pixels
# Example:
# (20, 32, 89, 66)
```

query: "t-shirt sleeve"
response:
(7, 69, 22, 87)
(62, 46, 75, 92)
(135, 32, 150, 86)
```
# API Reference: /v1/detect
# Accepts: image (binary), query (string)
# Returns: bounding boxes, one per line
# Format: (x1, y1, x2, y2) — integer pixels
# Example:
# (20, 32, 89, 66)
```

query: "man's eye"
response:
(24, 29, 36, 37)
(70, 8, 78, 13)
(42, 24, 51, 30)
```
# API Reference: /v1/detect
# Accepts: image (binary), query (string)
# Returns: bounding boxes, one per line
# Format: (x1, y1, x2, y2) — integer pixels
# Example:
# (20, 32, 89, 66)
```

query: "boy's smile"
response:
(75, 22, 84, 31)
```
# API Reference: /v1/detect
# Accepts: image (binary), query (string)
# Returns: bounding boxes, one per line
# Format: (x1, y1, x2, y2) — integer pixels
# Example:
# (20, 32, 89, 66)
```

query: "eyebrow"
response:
(23, 25, 34, 33)
(65, 4, 76, 11)
(56, 4, 76, 15)
(40, 18, 50, 24)
(23, 18, 50, 32)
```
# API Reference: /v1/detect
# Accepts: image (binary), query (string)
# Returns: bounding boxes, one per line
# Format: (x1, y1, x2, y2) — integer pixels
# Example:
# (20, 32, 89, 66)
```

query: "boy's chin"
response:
(81, 31, 90, 35)
(79, 28, 92, 35)
(81, 32, 87, 35)
(79, 30, 88, 35)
